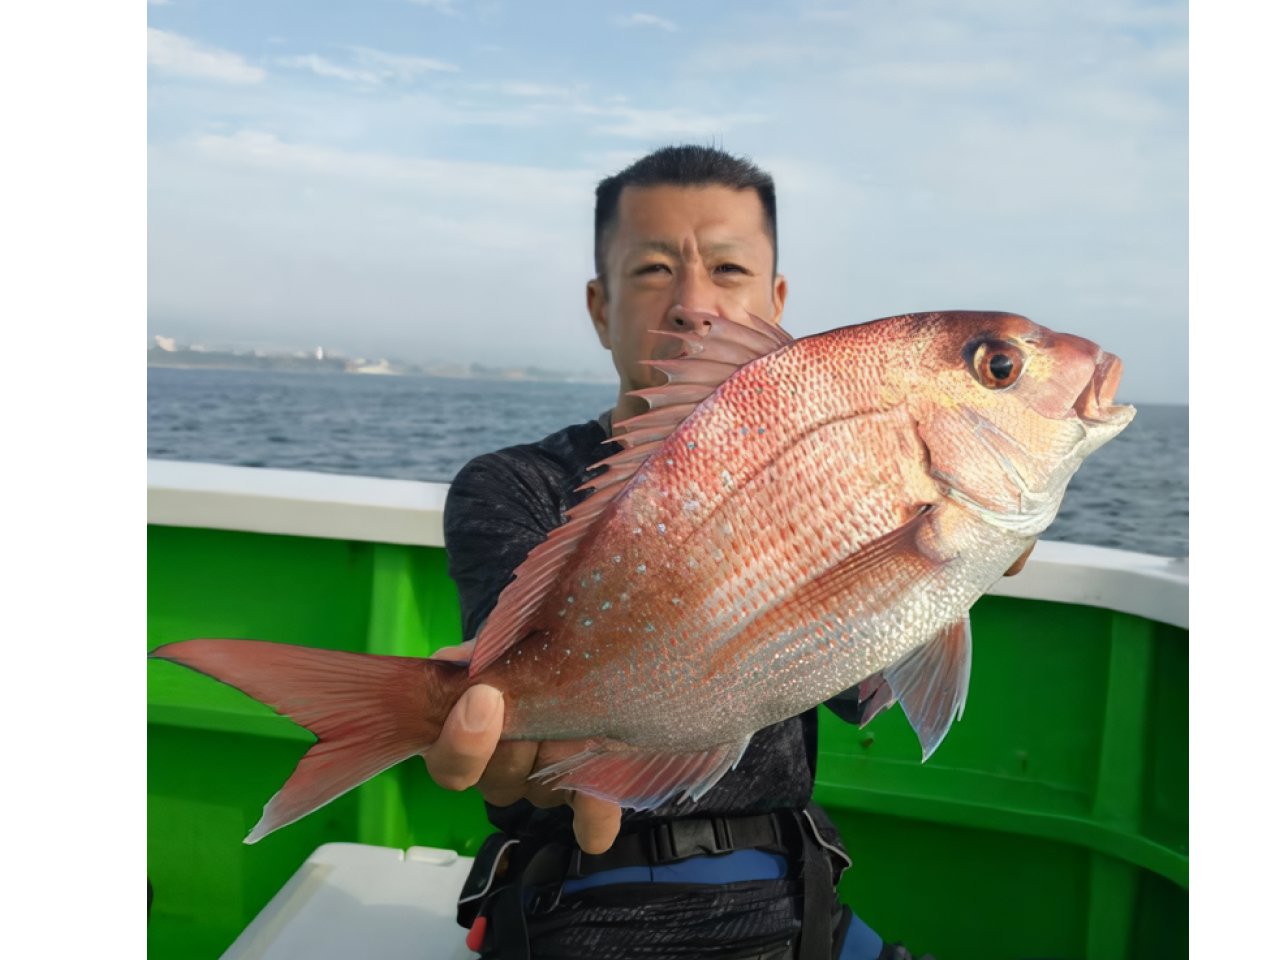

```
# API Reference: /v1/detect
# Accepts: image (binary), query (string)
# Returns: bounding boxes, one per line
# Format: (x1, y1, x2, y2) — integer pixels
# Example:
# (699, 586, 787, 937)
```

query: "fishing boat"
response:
(146, 459, 1188, 960)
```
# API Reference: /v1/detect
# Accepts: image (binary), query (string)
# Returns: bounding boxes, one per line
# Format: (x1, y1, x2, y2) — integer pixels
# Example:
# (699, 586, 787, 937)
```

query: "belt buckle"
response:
(647, 817, 738, 864)
(711, 816, 734, 853)
(647, 820, 679, 863)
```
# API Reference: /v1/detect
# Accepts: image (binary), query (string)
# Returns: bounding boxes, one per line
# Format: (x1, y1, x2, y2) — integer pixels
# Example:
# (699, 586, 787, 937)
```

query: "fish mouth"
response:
(1074, 352, 1135, 426)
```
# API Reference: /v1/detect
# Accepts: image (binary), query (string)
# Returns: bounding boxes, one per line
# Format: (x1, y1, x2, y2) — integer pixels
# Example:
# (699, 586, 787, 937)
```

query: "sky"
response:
(147, 0, 1188, 403)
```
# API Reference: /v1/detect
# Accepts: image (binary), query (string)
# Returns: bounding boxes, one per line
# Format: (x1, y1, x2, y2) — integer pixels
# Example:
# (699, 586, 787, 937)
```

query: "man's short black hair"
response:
(593, 145, 778, 281)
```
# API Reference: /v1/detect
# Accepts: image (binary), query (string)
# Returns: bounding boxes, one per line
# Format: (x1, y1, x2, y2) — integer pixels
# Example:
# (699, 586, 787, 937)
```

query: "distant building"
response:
(349, 358, 397, 375)
(316, 346, 325, 360)
(154, 335, 178, 352)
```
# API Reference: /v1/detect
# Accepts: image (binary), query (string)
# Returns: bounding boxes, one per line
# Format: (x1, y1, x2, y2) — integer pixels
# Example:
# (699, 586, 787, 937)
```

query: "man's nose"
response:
(660, 304, 716, 342)
(666, 269, 727, 330)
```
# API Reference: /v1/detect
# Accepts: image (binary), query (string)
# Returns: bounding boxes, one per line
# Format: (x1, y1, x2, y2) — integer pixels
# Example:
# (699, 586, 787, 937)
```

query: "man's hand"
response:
(1003, 540, 1036, 576)
(423, 642, 623, 854)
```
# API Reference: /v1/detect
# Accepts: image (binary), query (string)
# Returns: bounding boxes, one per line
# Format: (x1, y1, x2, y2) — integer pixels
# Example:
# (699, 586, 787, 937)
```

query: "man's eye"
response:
(635, 263, 671, 276)
(715, 263, 748, 275)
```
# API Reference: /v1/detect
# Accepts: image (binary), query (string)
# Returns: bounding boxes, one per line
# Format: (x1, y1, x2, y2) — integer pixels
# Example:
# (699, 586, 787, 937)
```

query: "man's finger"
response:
(476, 740, 539, 807)
(423, 684, 503, 791)
(571, 793, 622, 854)
(524, 778, 571, 809)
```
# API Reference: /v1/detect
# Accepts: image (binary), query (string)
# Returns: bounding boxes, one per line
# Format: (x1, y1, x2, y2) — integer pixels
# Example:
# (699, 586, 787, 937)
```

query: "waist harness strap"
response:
(472, 807, 840, 959)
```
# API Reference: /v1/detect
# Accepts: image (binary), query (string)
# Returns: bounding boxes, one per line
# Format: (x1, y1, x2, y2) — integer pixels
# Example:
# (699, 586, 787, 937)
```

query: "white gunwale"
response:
(147, 460, 1188, 630)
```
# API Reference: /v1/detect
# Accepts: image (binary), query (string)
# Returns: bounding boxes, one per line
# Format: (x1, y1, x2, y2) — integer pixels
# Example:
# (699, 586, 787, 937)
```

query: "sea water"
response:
(148, 367, 1188, 558)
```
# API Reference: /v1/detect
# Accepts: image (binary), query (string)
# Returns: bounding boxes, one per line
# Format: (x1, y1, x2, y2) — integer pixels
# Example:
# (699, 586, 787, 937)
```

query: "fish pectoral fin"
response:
(883, 617, 973, 762)
(528, 737, 752, 811)
(785, 503, 945, 619)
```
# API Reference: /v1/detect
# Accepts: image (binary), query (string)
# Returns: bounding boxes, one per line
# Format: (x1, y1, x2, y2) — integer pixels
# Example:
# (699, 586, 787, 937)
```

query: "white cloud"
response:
(147, 28, 264, 84)
(497, 81, 578, 98)
(840, 59, 1023, 91)
(188, 130, 588, 205)
(615, 13, 677, 32)
(278, 48, 458, 86)
(580, 105, 768, 139)
(408, 0, 462, 14)
(277, 54, 381, 86)
(352, 46, 459, 79)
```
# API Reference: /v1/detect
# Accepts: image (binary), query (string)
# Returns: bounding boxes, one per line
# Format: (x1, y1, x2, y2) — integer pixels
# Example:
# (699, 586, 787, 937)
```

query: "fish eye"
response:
(968, 339, 1024, 390)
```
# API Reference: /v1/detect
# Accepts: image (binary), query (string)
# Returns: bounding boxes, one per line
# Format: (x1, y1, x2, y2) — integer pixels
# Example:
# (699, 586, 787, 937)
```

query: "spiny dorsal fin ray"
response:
(643, 358, 742, 387)
(467, 311, 793, 678)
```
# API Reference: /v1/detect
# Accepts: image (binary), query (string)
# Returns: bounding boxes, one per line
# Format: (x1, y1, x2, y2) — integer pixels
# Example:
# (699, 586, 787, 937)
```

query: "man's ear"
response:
(587, 277, 612, 348)
(770, 273, 788, 325)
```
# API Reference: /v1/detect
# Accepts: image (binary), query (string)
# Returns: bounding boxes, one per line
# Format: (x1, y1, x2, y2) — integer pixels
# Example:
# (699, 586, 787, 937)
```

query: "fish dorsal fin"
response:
(468, 311, 792, 678)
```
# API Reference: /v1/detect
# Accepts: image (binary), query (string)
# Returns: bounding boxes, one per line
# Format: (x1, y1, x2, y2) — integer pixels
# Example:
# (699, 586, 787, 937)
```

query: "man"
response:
(429, 146, 1032, 959)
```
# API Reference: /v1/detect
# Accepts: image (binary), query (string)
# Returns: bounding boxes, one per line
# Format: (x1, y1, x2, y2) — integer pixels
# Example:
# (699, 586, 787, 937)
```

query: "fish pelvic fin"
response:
(468, 312, 792, 678)
(528, 737, 752, 810)
(149, 638, 468, 842)
(883, 617, 973, 762)
(848, 672, 896, 728)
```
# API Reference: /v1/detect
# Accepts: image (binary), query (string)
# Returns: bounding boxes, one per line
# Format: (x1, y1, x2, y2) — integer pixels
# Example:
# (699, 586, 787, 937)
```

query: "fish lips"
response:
(1074, 353, 1130, 422)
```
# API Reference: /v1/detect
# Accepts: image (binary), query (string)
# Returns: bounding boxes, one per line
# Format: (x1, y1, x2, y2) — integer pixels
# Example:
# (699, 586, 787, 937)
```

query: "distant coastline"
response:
(146, 342, 613, 385)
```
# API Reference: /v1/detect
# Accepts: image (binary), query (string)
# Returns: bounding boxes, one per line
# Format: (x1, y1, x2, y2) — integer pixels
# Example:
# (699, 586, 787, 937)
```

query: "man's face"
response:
(587, 184, 787, 419)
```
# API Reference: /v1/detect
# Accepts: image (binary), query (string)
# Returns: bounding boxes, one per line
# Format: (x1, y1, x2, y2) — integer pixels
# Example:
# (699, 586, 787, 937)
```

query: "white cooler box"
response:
(222, 843, 478, 959)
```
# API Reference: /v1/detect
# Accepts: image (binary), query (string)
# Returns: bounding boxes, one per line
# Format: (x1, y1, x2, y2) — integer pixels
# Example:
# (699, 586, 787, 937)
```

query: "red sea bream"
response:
(151, 310, 1135, 842)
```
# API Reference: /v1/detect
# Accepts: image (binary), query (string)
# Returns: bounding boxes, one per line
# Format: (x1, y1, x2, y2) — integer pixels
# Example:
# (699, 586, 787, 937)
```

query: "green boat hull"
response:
(147, 467, 1187, 960)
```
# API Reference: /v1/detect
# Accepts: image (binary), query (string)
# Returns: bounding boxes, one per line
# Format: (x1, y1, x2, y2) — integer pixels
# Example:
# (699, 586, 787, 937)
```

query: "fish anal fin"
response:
(529, 738, 751, 810)
(469, 313, 792, 678)
(884, 617, 973, 761)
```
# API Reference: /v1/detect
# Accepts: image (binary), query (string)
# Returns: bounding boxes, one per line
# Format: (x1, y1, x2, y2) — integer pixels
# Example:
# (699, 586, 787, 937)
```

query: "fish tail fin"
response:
(149, 638, 468, 843)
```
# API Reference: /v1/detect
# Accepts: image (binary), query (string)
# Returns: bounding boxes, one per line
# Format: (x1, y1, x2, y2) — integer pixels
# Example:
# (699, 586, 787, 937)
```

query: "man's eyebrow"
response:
(625, 240, 681, 258)
(624, 240, 745, 258)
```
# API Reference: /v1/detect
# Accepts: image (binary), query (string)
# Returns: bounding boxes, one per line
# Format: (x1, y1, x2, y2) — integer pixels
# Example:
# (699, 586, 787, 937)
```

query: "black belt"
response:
(568, 811, 788, 878)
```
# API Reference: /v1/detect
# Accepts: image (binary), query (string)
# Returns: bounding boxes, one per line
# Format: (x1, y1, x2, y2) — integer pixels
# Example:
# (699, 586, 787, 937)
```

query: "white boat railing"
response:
(147, 460, 1188, 630)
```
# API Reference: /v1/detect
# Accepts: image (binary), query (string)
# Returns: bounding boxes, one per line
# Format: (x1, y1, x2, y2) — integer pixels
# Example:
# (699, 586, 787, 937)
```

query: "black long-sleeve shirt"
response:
(442, 413, 862, 957)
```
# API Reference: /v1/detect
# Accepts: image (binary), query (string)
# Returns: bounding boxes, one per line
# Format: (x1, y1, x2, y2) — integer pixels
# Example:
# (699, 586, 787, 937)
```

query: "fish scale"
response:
(150, 309, 1135, 840)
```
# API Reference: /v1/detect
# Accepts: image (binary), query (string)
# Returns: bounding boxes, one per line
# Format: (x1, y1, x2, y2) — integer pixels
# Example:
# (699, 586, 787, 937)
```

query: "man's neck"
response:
(610, 392, 648, 432)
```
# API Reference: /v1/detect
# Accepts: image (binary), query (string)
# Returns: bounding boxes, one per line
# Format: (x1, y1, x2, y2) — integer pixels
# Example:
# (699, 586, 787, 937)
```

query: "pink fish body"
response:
(152, 310, 1135, 840)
